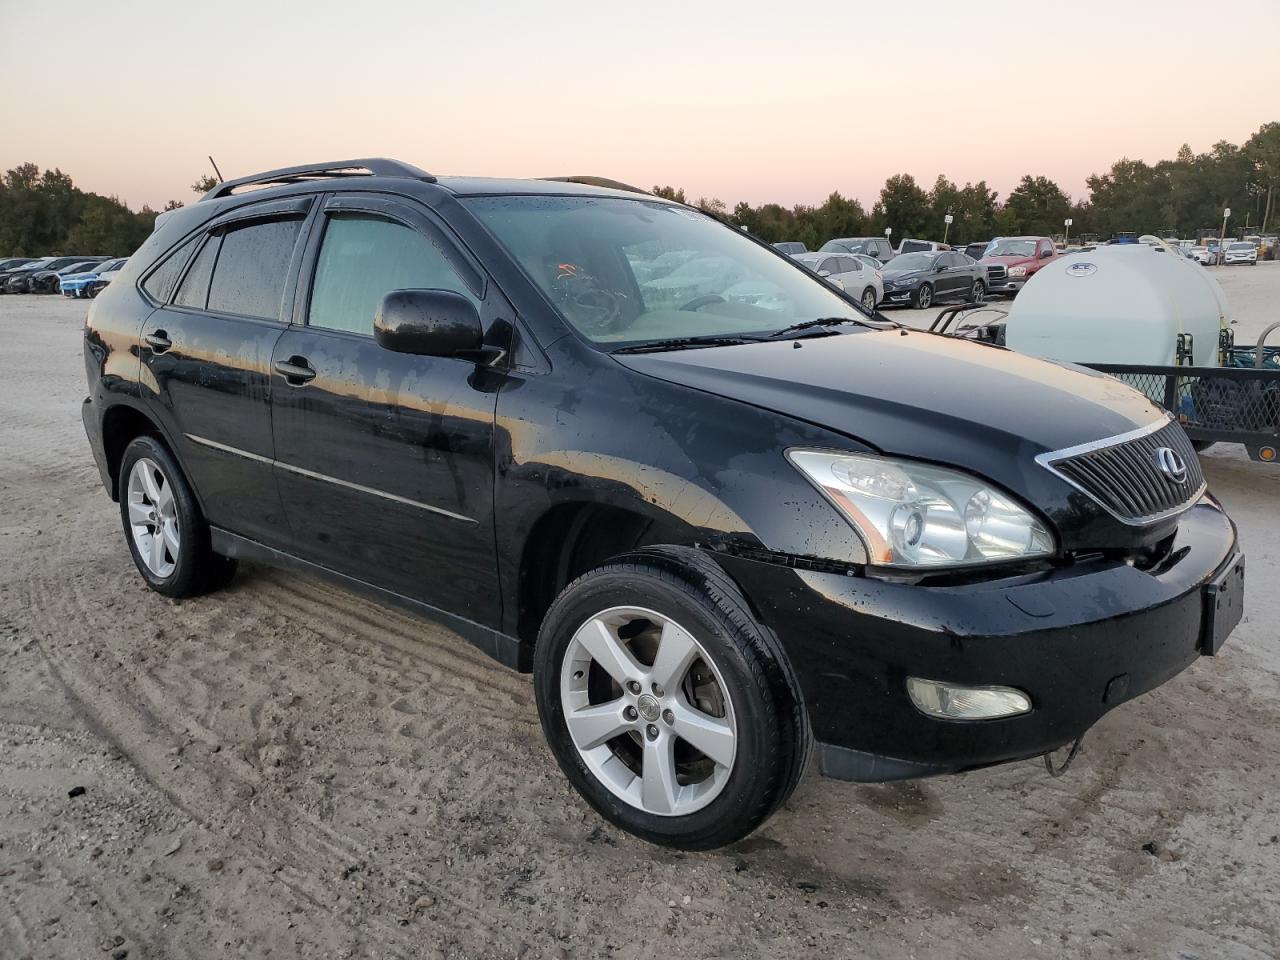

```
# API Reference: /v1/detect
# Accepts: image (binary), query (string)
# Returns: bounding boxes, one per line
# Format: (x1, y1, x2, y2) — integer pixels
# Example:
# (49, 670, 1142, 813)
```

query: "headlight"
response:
(1007, 265, 1028, 277)
(787, 450, 1055, 569)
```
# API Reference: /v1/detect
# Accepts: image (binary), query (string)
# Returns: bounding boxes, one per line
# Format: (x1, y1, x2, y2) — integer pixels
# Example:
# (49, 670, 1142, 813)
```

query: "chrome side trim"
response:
(185, 434, 476, 524)
(1034, 416, 1206, 527)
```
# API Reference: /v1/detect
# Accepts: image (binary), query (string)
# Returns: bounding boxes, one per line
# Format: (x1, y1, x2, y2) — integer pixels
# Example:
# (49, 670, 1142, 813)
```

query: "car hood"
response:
(615, 329, 1168, 540)
(881, 269, 925, 283)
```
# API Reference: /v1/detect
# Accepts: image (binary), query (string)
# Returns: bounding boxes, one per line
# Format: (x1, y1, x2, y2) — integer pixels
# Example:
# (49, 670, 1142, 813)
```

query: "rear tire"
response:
(534, 547, 809, 850)
(860, 287, 877, 313)
(118, 435, 237, 598)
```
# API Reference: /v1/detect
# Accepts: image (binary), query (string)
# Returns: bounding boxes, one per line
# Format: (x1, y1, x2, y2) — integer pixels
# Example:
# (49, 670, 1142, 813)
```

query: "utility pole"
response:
(1219, 207, 1231, 264)
(1064, 217, 1073, 247)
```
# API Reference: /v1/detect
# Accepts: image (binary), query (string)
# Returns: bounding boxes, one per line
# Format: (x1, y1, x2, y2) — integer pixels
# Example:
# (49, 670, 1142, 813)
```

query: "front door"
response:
(268, 195, 503, 625)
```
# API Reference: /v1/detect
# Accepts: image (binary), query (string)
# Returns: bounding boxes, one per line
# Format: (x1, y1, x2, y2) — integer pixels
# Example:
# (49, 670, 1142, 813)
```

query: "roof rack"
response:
(202, 158, 436, 201)
(540, 176, 651, 196)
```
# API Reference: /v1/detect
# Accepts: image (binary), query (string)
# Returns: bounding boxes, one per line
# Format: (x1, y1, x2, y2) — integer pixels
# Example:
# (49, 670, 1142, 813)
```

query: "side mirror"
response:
(817, 269, 831, 277)
(1041, 249, 1053, 259)
(374, 289, 494, 362)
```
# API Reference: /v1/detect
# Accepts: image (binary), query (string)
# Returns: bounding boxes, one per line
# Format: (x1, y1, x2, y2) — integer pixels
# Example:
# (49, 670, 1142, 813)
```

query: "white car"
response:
(1223, 241, 1258, 265)
(1189, 246, 1218, 265)
(791, 252, 883, 312)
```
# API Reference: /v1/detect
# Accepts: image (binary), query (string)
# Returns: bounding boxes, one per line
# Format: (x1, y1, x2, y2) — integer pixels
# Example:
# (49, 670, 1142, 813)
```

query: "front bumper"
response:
(716, 498, 1239, 781)
(882, 284, 920, 304)
(987, 275, 1026, 294)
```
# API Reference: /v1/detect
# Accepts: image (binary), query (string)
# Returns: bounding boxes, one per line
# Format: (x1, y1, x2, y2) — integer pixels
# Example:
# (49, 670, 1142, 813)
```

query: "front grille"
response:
(1037, 418, 1205, 524)
(986, 264, 1007, 281)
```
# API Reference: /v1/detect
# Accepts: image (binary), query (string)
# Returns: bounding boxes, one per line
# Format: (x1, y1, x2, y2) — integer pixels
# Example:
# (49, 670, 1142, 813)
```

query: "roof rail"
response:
(540, 176, 651, 196)
(202, 158, 436, 201)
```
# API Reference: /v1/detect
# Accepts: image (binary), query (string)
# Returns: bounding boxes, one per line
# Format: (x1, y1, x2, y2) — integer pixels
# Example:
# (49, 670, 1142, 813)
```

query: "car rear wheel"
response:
(861, 287, 877, 312)
(913, 283, 933, 309)
(118, 435, 237, 598)
(534, 548, 809, 849)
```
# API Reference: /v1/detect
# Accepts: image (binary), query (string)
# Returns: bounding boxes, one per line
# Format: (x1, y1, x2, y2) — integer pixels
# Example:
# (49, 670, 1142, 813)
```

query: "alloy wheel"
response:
(126, 457, 180, 578)
(560, 606, 737, 817)
(862, 288, 877, 312)
(918, 285, 933, 308)
(972, 281, 986, 303)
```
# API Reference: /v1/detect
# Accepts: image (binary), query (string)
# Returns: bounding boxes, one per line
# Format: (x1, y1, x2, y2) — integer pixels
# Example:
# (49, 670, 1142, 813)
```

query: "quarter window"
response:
(206, 218, 302, 320)
(143, 235, 198, 303)
(308, 214, 478, 336)
(172, 235, 220, 310)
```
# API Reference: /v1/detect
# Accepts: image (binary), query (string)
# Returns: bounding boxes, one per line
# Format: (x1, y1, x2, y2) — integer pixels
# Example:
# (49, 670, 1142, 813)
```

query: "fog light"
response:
(907, 678, 1031, 720)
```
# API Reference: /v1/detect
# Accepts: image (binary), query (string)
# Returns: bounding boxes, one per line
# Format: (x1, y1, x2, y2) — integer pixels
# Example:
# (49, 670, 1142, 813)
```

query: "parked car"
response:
(5, 256, 104, 293)
(960, 241, 990, 261)
(772, 241, 807, 255)
(979, 236, 1057, 296)
(0, 256, 38, 273)
(1189, 246, 1218, 266)
(0, 257, 55, 292)
(61, 258, 128, 297)
(819, 236, 895, 263)
(881, 250, 986, 307)
(82, 158, 1242, 850)
(791, 252, 883, 312)
(849, 253, 884, 274)
(895, 239, 951, 255)
(30, 258, 107, 294)
(1223, 241, 1258, 266)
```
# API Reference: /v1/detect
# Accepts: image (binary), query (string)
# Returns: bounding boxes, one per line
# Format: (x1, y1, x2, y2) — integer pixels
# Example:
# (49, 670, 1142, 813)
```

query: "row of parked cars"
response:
(776, 235, 1060, 308)
(0, 255, 128, 297)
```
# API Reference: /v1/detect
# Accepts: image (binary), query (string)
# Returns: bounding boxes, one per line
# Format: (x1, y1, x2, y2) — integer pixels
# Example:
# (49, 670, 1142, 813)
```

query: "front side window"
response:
(465, 196, 864, 346)
(308, 214, 478, 336)
(207, 218, 302, 320)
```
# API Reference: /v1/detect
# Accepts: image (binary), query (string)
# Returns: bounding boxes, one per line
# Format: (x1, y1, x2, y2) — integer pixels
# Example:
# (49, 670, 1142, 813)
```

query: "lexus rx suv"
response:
(82, 159, 1243, 849)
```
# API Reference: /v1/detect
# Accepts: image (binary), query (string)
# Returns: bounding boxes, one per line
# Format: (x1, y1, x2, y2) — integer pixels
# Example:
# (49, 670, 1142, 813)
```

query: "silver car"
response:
(792, 252, 883, 312)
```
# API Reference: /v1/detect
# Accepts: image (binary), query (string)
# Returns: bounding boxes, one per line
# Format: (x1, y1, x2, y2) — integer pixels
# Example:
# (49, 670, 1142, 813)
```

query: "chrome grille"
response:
(1037, 419, 1205, 524)
(986, 264, 1007, 281)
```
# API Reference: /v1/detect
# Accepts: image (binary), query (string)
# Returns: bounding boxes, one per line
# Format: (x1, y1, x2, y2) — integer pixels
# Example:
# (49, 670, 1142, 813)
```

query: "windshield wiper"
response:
(611, 334, 768, 354)
(768, 313, 900, 338)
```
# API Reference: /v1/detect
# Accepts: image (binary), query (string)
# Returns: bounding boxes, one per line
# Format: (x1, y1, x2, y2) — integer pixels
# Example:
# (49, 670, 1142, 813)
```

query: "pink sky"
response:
(3, 0, 1276, 212)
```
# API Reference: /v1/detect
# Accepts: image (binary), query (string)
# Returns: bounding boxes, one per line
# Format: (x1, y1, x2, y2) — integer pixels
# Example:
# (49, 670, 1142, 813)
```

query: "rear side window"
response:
(207, 218, 302, 320)
(307, 214, 478, 336)
(173, 235, 220, 309)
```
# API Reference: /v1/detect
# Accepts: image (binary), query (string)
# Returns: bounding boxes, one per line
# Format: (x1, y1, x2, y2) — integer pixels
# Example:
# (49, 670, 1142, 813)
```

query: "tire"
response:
(971, 280, 986, 303)
(860, 287, 877, 313)
(117, 435, 237, 598)
(913, 283, 933, 309)
(534, 547, 809, 850)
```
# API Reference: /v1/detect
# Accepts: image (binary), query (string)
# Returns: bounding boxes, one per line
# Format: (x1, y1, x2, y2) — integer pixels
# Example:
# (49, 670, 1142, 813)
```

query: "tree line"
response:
(658, 121, 1280, 248)
(2, 122, 1276, 258)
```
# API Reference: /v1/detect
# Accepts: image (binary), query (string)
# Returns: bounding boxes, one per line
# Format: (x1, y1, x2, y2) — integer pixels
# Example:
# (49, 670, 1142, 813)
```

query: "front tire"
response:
(971, 280, 986, 303)
(118, 435, 237, 598)
(913, 283, 934, 309)
(534, 548, 809, 849)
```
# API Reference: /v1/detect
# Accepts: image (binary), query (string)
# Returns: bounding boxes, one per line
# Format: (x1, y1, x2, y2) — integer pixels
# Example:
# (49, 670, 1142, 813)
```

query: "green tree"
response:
(871, 174, 931, 242)
(651, 185, 687, 204)
(191, 173, 219, 196)
(998, 175, 1071, 236)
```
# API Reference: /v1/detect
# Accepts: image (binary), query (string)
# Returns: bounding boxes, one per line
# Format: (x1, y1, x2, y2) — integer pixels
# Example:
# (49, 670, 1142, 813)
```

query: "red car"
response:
(980, 236, 1057, 296)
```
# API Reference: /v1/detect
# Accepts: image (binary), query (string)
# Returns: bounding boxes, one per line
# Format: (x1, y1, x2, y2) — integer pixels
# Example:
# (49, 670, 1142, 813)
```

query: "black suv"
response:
(82, 159, 1243, 850)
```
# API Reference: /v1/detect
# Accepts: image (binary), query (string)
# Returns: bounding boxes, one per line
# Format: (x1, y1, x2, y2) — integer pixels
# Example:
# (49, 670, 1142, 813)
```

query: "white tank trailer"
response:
(1004, 243, 1229, 367)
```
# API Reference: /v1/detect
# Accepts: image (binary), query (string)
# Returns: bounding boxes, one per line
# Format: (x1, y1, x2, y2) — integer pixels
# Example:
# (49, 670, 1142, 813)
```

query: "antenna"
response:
(208, 155, 224, 184)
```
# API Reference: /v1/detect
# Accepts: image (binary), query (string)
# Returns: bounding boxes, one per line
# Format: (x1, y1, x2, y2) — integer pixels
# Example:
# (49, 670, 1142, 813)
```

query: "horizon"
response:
(2, 0, 1277, 212)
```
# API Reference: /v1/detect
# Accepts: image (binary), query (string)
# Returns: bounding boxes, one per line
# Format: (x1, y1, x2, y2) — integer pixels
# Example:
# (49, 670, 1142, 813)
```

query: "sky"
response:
(3, 0, 1277, 212)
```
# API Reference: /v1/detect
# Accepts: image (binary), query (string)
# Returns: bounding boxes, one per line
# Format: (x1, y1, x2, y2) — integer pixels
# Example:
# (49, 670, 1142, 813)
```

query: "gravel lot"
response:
(2, 266, 1278, 960)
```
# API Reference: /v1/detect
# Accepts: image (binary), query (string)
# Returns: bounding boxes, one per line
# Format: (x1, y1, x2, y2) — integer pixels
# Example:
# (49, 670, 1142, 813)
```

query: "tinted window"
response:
(308, 214, 478, 336)
(839, 256, 861, 273)
(818, 258, 838, 274)
(206, 218, 302, 320)
(173, 235, 220, 309)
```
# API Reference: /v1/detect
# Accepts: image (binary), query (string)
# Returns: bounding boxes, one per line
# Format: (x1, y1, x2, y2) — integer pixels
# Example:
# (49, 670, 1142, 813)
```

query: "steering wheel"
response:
(679, 294, 726, 312)
(555, 273, 628, 334)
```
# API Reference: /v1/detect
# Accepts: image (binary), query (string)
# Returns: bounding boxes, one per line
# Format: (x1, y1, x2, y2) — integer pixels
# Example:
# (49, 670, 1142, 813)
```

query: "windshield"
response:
(885, 252, 936, 272)
(985, 239, 1036, 257)
(821, 238, 870, 254)
(465, 196, 865, 345)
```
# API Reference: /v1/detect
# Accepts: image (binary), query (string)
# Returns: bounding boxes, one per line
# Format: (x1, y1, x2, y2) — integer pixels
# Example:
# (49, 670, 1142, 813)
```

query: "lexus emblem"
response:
(1154, 447, 1188, 484)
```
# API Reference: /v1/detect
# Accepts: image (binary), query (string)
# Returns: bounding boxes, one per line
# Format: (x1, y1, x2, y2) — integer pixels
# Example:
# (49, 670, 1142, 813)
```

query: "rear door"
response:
(138, 197, 312, 544)
(268, 193, 503, 623)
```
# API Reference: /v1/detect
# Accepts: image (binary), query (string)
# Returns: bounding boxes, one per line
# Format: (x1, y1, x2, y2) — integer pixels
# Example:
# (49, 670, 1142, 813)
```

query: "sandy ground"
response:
(1, 267, 1277, 960)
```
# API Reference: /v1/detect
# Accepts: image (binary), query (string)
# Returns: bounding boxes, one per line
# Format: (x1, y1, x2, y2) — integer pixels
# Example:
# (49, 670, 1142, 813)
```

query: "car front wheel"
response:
(534, 548, 809, 850)
(913, 283, 933, 308)
(971, 280, 986, 303)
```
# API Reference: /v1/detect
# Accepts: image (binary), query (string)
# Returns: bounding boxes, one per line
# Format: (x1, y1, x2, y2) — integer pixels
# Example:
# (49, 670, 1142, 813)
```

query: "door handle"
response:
(144, 331, 172, 353)
(274, 357, 316, 385)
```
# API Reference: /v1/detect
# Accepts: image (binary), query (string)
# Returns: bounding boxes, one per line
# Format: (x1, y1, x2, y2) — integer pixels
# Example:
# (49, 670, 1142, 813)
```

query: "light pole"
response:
(1064, 217, 1073, 247)
(1219, 207, 1231, 265)
(942, 213, 953, 245)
